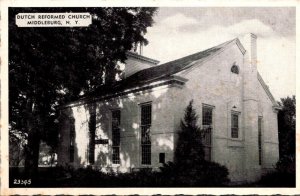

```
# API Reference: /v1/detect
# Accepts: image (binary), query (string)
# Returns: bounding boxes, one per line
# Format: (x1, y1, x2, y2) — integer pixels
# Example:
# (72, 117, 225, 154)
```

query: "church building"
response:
(57, 33, 280, 183)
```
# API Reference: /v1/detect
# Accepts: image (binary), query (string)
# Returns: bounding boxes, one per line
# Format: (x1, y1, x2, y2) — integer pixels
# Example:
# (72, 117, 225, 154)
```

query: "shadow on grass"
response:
(255, 172, 295, 187)
(9, 166, 295, 188)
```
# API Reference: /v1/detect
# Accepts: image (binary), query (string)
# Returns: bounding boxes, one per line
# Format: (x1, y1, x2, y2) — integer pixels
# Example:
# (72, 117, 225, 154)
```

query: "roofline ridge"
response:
(128, 38, 238, 79)
(257, 72, 279, 107)
(176, 38, 238, 76)
(235, 38, 246, 54)
(157, 38, 237, 67)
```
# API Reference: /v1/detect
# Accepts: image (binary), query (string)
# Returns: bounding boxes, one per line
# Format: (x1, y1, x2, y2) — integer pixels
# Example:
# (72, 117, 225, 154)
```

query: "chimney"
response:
(241, 33, 258, 100)
(240, 33, 260, 182)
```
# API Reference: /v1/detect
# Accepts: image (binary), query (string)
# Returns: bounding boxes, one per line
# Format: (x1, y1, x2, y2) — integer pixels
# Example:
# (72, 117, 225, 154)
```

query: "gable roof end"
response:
(257, 72, 281, 109)
(235, 38, 246, 54)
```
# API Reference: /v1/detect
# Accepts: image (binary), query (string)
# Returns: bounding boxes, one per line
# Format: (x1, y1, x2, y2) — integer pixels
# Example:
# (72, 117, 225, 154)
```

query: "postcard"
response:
(1, 0, 298, 195)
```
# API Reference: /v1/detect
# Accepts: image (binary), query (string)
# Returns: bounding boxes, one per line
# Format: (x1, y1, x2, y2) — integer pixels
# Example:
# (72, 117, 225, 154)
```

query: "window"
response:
(159, 153, 165, 164)
(112, 146, 120, 164)
(258, 117, 263, 165)
(231, 64, 239, 74)
(69, 118, 75, 162)
(231, 113, 239, 138)
(202, 105, 213, 161)
(141, 103, 152, 165)
(88, 113, 96, 164)
(112, 110, 121, 164)
(202, 106, 213, 128)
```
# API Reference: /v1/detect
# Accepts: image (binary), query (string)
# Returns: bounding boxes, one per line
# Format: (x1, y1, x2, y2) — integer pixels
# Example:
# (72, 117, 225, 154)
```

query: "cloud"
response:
(143, 15, 295, 99)
(226, 19, 274, 38)
(257, 36, 295, 99)
(157, 13, 199, 30)
(145, 17, 276, 62)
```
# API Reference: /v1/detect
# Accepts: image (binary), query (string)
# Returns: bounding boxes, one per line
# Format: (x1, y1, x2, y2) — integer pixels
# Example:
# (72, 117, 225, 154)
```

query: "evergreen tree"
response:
(165, 100, 229, 186)
(278, 95, 296, 158)
(258, 96, 296, 187)
(173, 100, 206, 185)
(174, 100, 205, 168)
(277, 95, 296, 174)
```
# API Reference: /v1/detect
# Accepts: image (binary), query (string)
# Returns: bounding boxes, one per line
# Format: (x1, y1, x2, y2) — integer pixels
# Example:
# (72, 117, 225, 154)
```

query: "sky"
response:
(142, 7, 296, 101)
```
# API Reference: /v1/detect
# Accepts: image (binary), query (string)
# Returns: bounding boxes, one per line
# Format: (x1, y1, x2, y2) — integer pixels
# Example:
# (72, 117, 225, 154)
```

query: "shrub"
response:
(276, 155, 295, 174)
(259, 171, 295, 187)
(258, 156, 295, 187)
(159, 160, 229, 187)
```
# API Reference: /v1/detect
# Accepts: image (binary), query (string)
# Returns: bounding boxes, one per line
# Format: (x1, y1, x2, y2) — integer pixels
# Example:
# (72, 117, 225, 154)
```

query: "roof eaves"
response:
(273, 105, 283, 111)
(257, 72, 279, 107)
(59, 75, 188, 109)
(235, 38, 246, 54)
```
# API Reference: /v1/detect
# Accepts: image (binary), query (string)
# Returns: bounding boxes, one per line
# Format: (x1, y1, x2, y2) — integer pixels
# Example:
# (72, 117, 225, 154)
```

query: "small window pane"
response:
(141, 125, 151, 144)
(112, 110, 121, 164)
(89, 113, 96, 164)
(202, 105, 213, 161)
(202, 106, 213, 127)
(141, 144, 151, 165)
(159, 153, 165, 164)
(69, 118, 75, 162)
(70, 146, 74, 162)
(141, 104, 151, 125)
(231, 114, 239, 138)
(112, 146, 120, 164)
(231, 65, 239, 74)
(141, 103, 152, 165)
(258, 117, 263, 165)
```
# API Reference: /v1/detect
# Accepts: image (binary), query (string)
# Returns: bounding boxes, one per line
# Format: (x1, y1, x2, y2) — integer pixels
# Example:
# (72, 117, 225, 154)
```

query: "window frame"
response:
(258, 116, 263, 166)
(159, 153, 165, 164)
(231, 64, 239, 74)
(230, 111, 240, 139)
(140, 102, 152, 166)
(111, 109, 121, 165)
(69, 117, 75, 163)
(202, 104, 215, 161)
(202, 104, 214, 129)
(88, 113, 96, 164)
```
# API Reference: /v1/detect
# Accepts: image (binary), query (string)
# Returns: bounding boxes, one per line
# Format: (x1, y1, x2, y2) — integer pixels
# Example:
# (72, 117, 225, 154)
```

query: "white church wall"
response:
(98, 85, 177, 170)
(257, 80, 280, 170)
(58, 83, 178, 171)
(57, 38, 279, 183)
(174, 42, 247, 182)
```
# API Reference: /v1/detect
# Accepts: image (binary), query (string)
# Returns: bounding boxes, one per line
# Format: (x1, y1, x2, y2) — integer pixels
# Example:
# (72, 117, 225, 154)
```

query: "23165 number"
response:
(13, 179, 31, 186)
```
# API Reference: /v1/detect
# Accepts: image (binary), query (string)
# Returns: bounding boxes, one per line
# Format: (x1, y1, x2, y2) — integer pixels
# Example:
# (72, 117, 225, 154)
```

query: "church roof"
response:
(87, 38, 236, 97)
